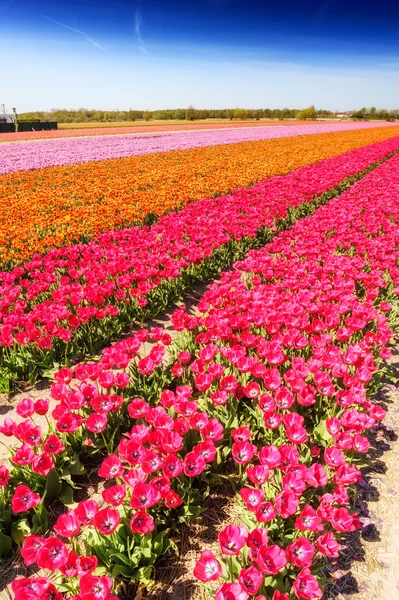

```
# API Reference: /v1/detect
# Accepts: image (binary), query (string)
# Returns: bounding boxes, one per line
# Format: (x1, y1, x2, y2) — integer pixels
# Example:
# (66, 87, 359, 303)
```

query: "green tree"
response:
(186, 105, 196, 120)
(351, 107, 367, 120)
(233, 108, 249, 120)
(296, 105, 317, 121)
(173, 109, 186, 120)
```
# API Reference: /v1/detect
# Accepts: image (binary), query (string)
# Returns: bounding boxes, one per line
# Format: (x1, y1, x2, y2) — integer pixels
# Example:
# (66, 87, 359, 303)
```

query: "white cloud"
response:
(41, 14, 107, 51)
(135, 9, 148, 54)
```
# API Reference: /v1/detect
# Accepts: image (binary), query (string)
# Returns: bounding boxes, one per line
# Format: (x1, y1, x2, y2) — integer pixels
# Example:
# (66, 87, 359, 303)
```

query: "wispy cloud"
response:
(135, 9, 148, 53)
(41, 14, 107, 51)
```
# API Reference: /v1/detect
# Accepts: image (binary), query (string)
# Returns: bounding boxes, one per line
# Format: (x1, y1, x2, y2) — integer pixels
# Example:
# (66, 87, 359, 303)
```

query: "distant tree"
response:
(281, 107, 292, 119)
(377, 108, 389, 120)
(152, 110, 170, 120)
(351, 107, 367, 120)
(186, 105, 196, 121)
(173, 109, 186, 120)
(296, 105, 317, 121)
(233, 108, 249, 120)
(17, 105, 399, 125)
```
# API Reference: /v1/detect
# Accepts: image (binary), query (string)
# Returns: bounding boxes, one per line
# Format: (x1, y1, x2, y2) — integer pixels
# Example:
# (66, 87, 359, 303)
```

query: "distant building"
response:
(0, 114, 14, 124)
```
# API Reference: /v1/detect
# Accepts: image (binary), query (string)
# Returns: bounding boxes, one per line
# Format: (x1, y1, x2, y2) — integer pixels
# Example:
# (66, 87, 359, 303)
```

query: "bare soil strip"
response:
(322, 349, 399, 600)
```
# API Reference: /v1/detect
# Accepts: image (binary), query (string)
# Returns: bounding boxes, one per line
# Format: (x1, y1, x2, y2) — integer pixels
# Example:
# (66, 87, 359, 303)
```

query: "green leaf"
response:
(135, 565, 154, 586)
(45, 469, 63, 498)
(111, 564, 132, 578)
(152, 531, 167, 556)
(93, 566, 109, 576)
(178, 504, 205, 523)
(32, 505, 48, 533)
(2, 510, 11, 529)
(138, 535, 153, 560)
(0, 375, 11, 394)
(58, 483, 76, 507)
(57, 583, 77, 594)
(60, 469, 79, 489)
(313, 419, 331, 445)
(67, 458, 85, 476)
(0, 530, 12, 558)
(109, 552, 132, 567)
(11, 518, 31, 546)
(41, 365, 61, 381)
(115, 525, 129, 541)
(161, 537, 178, 556)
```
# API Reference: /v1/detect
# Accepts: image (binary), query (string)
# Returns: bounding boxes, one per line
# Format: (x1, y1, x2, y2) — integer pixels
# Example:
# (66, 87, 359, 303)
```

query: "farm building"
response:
(0, 113, 14, 124)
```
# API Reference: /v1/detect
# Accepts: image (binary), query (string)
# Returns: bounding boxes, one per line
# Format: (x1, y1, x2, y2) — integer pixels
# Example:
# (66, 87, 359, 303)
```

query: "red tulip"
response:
(0, 465, 10, 488)
(218, 525, 248, 555)
(193, 550, 222, 582)
(54, 511, 80, 538)
(98, 455, 124, 479)
(21, 536, 45, 566)
(130, 511, 155, 534)
(102, 485, 126, 507)
(79, 574, 113, 600)
(256, 544, 287, 575)
(286, 537, 315, 568)
(37, 538, 68, 570)
(12, 485, 41, 513)
(130, 482, 161, 509)
(93, 508, 120, 535)
(215, 582, 249, 600)
(75, 500, 98, 525)
(238, 565, 263, 595)
(316, 532, 339, 557)
(293, 568, 322, 599)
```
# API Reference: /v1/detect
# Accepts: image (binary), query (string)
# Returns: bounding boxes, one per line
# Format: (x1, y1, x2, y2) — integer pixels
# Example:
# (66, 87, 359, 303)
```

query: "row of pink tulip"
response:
(1, 135, 399, 390)
(2, 151, 399, 599)
(187, 155, 399, 599)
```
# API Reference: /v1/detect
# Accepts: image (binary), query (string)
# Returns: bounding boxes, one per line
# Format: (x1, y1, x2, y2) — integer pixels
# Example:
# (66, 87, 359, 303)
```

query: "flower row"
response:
(2, 126, 399, 268)
(0, 121, 322, 143)
(1, 134, 399, 392)
(1, 122, 393, 175)
(186, 154, 399, 599)
(2, 151, 399, 599)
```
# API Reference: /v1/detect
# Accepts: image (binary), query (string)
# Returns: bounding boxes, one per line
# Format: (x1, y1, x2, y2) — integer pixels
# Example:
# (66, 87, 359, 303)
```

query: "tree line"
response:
(14, 105, 397, 124)
(16, 106, 331, 123)
(351, 106, 399, 121)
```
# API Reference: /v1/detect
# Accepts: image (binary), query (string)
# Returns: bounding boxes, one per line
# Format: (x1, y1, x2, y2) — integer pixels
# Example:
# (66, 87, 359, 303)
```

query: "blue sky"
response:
(1, 0, 399, 111)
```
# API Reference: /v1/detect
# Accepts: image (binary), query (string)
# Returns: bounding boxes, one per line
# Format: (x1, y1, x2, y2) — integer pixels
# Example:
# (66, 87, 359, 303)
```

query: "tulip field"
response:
(2, 123, 399, 267)
(1, 122, 399, 600)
